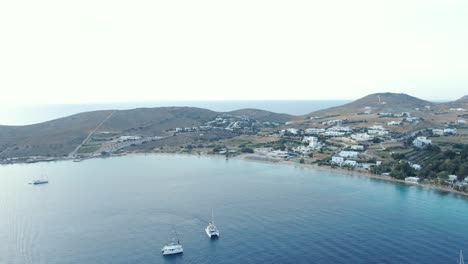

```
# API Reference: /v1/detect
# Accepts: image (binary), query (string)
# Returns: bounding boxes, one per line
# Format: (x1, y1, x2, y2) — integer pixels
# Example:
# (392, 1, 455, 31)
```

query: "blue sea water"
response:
(0, 100, 349, 126)
(0, 154, 467, 264)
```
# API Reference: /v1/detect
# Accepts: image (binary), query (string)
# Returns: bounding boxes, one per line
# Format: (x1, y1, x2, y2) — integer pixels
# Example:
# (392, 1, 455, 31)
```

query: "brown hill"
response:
(0, 106, 293, 158)
(227, 108, 293, 123)
(308, 93, 433, 116)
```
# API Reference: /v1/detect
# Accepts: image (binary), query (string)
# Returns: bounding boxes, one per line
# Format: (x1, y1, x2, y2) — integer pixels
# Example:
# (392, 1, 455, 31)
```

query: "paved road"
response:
(69, 111, 115, 157)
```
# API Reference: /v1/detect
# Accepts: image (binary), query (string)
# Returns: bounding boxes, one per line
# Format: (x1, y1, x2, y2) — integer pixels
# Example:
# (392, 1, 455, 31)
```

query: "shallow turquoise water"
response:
(0, 154, 467, 264)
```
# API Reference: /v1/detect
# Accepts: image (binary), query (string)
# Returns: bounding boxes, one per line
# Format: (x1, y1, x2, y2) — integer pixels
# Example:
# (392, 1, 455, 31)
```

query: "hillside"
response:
(227, 108, 293, 123)
(308, 93, 433, 116)
(0, 107, 293, 158)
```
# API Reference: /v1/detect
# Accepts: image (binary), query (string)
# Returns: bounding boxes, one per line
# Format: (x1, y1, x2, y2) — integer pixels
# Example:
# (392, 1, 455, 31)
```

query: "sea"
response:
(0, 154, 467, 264)
(0, 100, 349, 126)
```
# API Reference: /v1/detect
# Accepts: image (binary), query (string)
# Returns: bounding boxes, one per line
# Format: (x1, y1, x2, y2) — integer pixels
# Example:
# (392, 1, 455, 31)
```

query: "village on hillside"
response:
(1, 93, 468, 193)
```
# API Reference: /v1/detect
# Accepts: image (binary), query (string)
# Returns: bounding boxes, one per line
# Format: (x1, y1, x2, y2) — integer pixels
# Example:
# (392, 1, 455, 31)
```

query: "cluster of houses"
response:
(175, 115, 280, 135)
(405, 174, 468, 186)
(432, 128, 457, 136)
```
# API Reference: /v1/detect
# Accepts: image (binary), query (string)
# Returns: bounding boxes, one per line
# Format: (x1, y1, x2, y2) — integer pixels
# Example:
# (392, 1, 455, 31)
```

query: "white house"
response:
(324, 131, 346, 137)
(331, 156, 344, 165)
(458, 120, 466, 125)
(343, 160, 357, 167)
(448, 175, 458, 182)
(305, 128, 326, 135)
(443, 128, 457, 135)
(350, 145, 365, 151)
(369, 125, 385, 130)
(413, 137, 432, 148)
(302, 136, 318, 148)
(368, 129, 389, 136)
(432, 129, 444, 136)
(411, 164, 422, 170)
(450, 108, 466, 111)
(286, 128, 299, 135)
(328, 126, 352, 133)
(351, 133, 374, 141)
(339, 151, 359, 158)
(118, 135, 142, 142)
(387, 120, 402, 126)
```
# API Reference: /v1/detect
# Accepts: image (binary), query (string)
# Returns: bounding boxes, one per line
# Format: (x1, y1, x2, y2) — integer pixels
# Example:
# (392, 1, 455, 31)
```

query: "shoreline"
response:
(2, 150, 468, 199)
(232, 153, 468, 199)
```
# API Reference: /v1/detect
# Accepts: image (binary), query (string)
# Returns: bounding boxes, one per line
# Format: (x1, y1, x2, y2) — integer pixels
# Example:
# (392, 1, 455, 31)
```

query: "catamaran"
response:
(205, 210, 220, 238)
(162, 231, 183, 255)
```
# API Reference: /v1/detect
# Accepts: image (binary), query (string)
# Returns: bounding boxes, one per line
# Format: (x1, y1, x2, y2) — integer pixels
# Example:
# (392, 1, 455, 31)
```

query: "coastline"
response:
(2, 150, 468, 199)
(233, 153, 468, 199)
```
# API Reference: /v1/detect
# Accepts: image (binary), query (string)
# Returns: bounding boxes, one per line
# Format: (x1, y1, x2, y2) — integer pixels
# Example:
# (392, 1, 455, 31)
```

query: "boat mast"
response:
(174, 230, 180, 244)
(212, 209, 215, 226)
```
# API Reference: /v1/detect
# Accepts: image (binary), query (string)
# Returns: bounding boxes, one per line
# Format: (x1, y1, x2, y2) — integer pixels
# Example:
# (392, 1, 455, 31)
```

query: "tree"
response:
(299, 158, 305, 164)
(241, 147, 254, 153)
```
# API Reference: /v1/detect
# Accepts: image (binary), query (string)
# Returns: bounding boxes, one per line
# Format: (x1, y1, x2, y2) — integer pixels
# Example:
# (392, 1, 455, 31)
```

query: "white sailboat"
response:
(460, 250, 464, 264)
(161, 231, 183, 255)
(205, 209, 220, 238)
(31, 168, 48, 185)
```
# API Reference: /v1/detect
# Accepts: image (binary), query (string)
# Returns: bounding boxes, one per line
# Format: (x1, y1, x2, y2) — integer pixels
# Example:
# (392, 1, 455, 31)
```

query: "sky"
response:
(0, 0, 467, 105)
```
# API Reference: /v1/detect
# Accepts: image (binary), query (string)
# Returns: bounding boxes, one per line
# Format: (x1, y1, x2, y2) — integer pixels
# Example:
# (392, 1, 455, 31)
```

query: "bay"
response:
(0, 154, 467, 264)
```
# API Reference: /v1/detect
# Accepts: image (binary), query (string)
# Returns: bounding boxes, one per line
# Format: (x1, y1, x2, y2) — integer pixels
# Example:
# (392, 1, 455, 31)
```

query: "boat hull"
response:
(162, 244, 183, 255)
(32, 181, 48, 185)
(205, 227, 220, 238)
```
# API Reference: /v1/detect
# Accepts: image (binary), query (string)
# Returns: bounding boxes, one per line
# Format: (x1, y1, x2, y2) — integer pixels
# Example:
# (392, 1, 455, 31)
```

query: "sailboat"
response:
(205, 209, 220, 238)
(460, 250, 464, 264)
(161, 231, 183, 255)
(31, 168, 49, 185)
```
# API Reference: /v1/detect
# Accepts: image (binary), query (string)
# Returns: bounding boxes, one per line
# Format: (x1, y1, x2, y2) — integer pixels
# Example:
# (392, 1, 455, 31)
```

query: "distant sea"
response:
(0, 100, 349, 126)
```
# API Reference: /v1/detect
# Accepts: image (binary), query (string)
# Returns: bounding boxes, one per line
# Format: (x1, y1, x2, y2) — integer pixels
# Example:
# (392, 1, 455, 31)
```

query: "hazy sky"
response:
(0, 0, 467, 104)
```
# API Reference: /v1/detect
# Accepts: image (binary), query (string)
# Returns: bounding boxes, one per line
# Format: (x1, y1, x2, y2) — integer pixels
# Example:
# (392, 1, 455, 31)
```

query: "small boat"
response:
(205, 210, 220, 238)
(31, 169, 49, 185)
(162, 231, 183, 255)
(32, 180, 49, 185)
(461, 250, 464, 264)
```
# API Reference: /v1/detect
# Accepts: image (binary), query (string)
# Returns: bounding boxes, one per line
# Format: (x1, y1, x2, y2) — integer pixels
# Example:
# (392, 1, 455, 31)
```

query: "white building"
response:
(449, 108, 466, 111)
(350, 145, 365, 151)
(387, 120, 402, 126)
(448, 175, 458, 182)
(443, 128, 457, 135)
(118, 135, 142, 142)
(413, 137, 432, 148)
(302, 136, 318, 148)
(411, 164, 422, 170)
(351, 133, 374, 141)
(458, 120, 466, 125)
(369, 125, 385, 130)
(343, 160, 357, 167)
(304, 128, 326, 135)
(324, 131, 346, 137)
(432, 129, 444, 136)
(286, 128, 299, 135)
(331, 156, 344, 165)
(328, 126, 352, 133)
(339, 151, 359, 158)
(368, 129, 389, 136)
